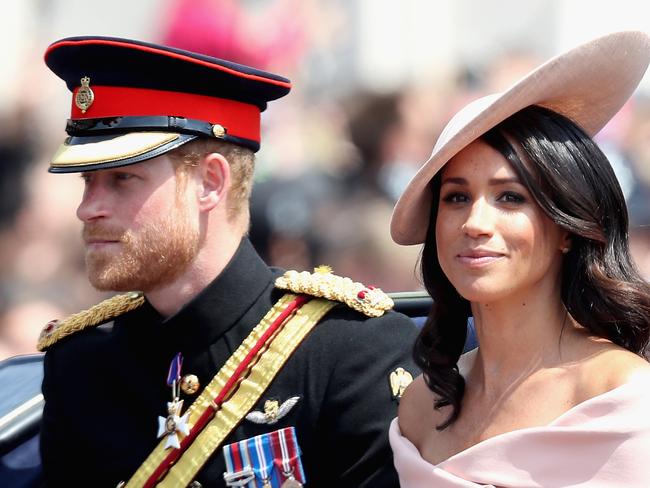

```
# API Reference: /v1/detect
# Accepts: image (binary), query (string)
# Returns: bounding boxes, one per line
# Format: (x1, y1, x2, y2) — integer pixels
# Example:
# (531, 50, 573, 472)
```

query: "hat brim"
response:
(49, 132, 197, 173)
(390, 30, 650, 245)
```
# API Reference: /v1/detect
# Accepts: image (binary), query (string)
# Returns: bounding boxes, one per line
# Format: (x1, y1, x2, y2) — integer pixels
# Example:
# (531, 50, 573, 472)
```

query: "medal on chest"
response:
(222, 427, 306, 487)
(157, 352, 191, 449)
(280, 479, 302, 488)
(273, 428, 304, 488)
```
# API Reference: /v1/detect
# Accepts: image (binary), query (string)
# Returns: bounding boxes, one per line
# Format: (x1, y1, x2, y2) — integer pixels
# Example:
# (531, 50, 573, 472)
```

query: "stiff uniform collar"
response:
(163, 238, 272, 352)
(118, 238, 274, 356)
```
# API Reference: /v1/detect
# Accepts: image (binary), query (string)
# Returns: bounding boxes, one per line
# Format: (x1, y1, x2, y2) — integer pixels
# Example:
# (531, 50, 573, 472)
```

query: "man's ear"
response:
(198, 152, 230, 212)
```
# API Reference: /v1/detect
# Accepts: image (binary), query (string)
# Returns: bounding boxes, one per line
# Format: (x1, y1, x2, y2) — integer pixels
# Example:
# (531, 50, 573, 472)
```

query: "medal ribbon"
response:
(166, 353, 183, 397)
(223, 432, 282, 487)
(166, 353, 183, 385)
(250, 434, 277, 487)
(269, 428, 305, 484)
(222, 439, 255, 487)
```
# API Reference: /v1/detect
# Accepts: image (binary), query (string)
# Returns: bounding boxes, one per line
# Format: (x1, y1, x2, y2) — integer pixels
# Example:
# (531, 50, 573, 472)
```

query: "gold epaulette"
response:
(37, 292, 145, 351)
(274, 266, 394, 317)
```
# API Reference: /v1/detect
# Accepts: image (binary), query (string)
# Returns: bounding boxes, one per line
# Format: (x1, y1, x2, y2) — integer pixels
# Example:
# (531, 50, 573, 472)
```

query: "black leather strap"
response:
(65, 116, 259, 152)
(66, 116, 215, 138)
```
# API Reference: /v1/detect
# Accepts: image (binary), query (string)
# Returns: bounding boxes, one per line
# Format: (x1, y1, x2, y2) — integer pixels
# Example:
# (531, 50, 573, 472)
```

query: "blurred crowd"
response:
(1, 0, 649, 360)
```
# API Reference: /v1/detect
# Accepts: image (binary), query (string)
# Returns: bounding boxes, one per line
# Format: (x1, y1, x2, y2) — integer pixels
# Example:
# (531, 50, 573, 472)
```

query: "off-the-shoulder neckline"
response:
(395, 370, 650, 469)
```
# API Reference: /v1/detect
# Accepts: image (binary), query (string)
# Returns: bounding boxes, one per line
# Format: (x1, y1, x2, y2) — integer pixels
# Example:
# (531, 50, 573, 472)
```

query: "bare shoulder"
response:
(398, 351, 476, 447)
(578, 340, 650, 397)
(397, 375, 438, 447)
(596, 346, 650, 386)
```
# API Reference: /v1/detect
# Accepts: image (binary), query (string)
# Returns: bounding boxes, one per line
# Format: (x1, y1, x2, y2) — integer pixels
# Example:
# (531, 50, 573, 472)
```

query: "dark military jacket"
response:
(40, 239, 419, 487)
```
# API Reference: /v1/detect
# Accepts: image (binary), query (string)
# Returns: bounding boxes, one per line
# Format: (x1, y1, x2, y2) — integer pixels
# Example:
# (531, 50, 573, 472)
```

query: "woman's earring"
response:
(561, 247, 570, 254)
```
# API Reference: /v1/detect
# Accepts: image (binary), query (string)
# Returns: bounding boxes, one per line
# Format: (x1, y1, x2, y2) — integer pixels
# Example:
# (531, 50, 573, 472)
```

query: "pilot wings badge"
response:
(246, 397, 301, 425)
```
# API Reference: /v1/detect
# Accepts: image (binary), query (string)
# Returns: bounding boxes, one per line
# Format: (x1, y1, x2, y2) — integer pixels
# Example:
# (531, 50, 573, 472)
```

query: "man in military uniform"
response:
(38, 36, 418, 487)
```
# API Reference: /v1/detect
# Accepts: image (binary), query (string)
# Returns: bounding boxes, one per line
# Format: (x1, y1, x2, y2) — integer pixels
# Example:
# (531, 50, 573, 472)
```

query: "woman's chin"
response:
(454, 284, 508, 304)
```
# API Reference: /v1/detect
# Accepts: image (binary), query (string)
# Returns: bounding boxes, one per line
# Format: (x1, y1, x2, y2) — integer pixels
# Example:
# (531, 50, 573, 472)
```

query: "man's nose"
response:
(76, 183, 110, 222)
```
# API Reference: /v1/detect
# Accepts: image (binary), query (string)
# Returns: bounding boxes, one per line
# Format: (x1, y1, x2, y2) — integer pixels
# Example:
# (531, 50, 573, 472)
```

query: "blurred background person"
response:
(1, 0, 649, 360)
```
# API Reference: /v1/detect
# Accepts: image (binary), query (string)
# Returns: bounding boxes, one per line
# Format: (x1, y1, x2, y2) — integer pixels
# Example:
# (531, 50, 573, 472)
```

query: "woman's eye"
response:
(441, 192, 469, 203)
(499, 191, 525, 203)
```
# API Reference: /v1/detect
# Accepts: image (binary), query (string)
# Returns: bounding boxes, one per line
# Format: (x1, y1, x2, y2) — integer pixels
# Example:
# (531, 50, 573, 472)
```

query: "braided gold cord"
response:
(37, 292, 145, 351)
(275, 267, 393, 317)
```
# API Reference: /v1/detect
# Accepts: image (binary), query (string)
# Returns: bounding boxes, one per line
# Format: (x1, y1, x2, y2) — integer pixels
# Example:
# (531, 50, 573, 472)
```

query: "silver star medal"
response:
(157, 399, 190, 449)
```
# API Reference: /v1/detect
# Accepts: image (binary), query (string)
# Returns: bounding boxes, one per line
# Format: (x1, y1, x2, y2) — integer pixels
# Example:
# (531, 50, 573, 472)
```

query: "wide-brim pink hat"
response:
(391, 30, 650, 246)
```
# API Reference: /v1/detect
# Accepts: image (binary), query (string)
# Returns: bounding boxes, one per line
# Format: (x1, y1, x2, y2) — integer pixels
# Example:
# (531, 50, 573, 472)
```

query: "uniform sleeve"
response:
(315, 310, 419, 488)
(40, 349, 69, 487)
(40, 347, 91, 487)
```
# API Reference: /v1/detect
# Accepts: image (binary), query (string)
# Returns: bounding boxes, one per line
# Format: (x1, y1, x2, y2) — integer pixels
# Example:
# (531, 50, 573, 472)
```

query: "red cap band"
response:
(71, 85, 261, 143)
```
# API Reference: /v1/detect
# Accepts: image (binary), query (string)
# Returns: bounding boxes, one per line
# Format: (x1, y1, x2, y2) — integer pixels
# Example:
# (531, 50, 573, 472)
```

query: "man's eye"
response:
(115, 173, 135, 181)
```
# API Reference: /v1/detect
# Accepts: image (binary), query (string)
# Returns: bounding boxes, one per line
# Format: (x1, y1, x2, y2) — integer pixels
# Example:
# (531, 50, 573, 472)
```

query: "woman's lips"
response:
(456, 250, 505, 267)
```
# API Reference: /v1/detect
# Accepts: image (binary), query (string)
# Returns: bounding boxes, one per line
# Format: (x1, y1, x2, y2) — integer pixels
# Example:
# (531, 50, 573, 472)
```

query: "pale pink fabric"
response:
(389, 373, 650, 487)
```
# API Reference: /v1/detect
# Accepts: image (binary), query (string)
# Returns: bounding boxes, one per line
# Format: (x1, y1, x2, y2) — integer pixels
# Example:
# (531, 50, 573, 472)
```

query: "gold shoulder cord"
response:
(126, 293, 336, 487)
(37, 292, 144, 351)
(275, 266, 393, 317)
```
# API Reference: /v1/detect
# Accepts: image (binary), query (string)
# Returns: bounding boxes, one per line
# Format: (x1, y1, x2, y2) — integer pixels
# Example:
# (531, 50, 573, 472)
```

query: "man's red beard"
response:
(82, 204, 199, 293)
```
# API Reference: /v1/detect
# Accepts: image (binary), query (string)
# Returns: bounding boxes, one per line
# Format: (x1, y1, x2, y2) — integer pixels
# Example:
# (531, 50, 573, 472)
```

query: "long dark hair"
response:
(415, 105, 650, 430)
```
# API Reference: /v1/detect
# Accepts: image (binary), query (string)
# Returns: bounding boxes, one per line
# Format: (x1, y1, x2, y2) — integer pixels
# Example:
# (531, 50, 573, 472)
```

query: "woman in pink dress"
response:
(389, 31, 650, 487)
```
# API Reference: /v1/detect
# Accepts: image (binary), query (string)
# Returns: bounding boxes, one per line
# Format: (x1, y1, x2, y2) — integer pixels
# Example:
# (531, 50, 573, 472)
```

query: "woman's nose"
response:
(461, 198, 494, 238)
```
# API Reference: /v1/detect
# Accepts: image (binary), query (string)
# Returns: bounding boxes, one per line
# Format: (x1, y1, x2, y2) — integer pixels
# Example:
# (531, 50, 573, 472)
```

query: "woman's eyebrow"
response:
(487, 177, 521, 185)
(440, 176, 521, 186)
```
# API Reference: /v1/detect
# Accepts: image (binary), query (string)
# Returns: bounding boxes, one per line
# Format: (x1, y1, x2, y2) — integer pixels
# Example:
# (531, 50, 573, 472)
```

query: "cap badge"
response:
(75, 76, 95, 113)
(389, 367, 413, 401)
(245, 396, 301, 425)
